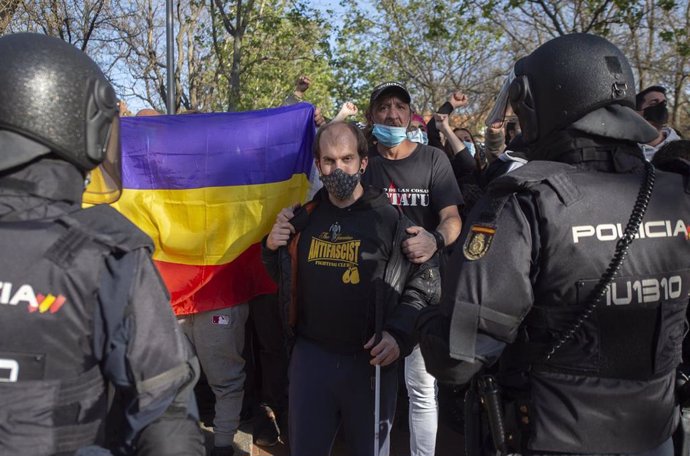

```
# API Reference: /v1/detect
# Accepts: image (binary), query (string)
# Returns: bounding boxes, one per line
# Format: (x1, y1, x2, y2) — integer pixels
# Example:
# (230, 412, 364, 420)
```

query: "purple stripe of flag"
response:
(120, 103, 315, 190)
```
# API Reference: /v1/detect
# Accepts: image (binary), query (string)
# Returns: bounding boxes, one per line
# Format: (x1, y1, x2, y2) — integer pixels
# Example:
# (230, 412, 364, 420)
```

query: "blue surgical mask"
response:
(407, 128, 428, 145)
(463, 141, 476, 157)
(373, 124, 408, 147)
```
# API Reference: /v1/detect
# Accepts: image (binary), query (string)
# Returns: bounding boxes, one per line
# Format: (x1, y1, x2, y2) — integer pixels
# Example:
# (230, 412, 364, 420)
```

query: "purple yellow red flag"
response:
(112, 103, 315, 315)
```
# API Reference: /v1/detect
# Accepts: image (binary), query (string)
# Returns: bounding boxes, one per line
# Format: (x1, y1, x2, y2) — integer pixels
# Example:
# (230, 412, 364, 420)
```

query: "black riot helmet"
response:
(0, 33, 121, 204)
(507, 33, 636, 144)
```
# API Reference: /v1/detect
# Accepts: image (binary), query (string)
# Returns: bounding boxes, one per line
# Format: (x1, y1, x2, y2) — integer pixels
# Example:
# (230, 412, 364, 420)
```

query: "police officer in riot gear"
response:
(418, 33, 690, 456)
(0, 33, 205, 455)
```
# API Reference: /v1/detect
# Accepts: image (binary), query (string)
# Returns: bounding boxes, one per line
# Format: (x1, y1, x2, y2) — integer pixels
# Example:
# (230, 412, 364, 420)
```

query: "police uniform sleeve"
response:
(95, 249, 204, 455)
(419, 192, 539, 384)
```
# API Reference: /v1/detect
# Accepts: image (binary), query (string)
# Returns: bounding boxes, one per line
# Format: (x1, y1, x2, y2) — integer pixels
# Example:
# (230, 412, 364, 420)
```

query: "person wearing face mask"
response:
(261, 122, 439, 456)
(364, 82, 463, 264)
(407, 114, 429, 145)
(636, 85, 681, 161)
(363, 82, 463, 456)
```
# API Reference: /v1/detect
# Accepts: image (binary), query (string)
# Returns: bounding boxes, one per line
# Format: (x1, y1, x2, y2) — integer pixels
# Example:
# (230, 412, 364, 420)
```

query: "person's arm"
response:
(261, 236, 281, 283)
(435, 113, 465, 155)
(283, 75, 311, 106)
(418, 192, 538, 384)
(401, 204, 462, 264)
(402, 149, 464, 263)
(265, 205, 298, 251)
(434, 113, 478, 174)
(484, 123, 506, 161)
(329, 102, 358, 124)
(282, 75, 328, 127)
(261, 205, 299, 283)
(436, 204, 462, 247)
(367, 214, 443, 361)
(428, 91, 469, 149)
(418, 311, 506, 384)
(96, 249, 204, 456)
(364, 330, 401, 366)
(384, 259, 441, 357)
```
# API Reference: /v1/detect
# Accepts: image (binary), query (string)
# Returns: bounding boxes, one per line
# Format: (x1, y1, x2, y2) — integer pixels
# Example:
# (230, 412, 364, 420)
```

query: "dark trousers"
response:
(288, 337, 398, 456)
(246, 293, 289, 415)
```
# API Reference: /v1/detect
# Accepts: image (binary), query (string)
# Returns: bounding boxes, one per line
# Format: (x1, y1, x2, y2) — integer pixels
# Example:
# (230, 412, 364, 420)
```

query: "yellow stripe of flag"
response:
(112, 174, 309, 266)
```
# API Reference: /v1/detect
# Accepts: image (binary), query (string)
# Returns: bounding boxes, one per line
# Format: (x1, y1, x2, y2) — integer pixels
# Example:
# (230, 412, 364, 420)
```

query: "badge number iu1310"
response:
(463, 225, 496, 260)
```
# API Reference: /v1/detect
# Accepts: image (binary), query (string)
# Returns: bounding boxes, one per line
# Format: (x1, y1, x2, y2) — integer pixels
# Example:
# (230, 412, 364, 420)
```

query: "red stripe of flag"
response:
(155, 243, 277, 316)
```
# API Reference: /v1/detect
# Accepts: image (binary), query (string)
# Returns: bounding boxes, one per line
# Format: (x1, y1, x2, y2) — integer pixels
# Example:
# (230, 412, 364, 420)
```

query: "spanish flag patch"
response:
(463, 225, 496, 260)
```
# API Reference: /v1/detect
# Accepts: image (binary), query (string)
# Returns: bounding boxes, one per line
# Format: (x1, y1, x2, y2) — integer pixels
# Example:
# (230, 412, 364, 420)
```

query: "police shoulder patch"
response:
(463, 224, 496, 260)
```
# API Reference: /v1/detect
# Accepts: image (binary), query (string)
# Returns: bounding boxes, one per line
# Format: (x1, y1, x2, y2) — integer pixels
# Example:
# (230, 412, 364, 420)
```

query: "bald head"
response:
(313, 121, 367, 160)
(136, 108, 160, 117)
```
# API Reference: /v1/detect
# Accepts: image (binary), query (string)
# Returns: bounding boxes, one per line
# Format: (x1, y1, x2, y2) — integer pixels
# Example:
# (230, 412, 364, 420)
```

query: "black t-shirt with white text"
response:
(363, 143, 464, 230)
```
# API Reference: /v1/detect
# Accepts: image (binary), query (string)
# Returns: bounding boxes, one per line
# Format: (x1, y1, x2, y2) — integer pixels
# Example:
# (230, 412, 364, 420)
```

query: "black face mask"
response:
(642, 101, 669, 126)
(319, 168, 361, 201)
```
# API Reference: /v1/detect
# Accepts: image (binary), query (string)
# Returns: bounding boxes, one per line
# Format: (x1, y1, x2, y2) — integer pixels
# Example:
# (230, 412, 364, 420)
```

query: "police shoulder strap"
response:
(488, 160, 582, 206)
(44, 205, 153, 268)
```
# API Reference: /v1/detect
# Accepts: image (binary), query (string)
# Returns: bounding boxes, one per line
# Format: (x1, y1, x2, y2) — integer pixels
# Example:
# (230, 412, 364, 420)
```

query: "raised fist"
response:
(295, 75, 312, 93)
(339, 102, 358, 118)
(449, 91, 469, 108)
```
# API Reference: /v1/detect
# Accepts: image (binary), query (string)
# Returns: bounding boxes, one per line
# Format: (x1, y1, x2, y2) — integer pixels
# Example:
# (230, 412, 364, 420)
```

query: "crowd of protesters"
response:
(243, 66, 688, 456)
(250, 67, 687, 456)
(2, 30, 689, 456)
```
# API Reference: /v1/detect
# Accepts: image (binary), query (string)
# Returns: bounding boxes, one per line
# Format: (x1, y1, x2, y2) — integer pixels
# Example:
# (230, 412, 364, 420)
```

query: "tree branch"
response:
(214, 0, 236, 35)
(530, 0, 566, 36)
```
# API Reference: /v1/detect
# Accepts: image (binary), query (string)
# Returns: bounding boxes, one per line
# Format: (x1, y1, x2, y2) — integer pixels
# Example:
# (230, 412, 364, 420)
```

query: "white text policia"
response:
(572, 220, 688, 243)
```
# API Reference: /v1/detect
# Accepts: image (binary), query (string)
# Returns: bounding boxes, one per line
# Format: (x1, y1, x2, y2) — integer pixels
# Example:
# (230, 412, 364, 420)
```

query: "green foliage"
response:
(331, 0, 506, 123)
(209, 0, 335, 113)
(238, 3, 335, 112)
(9, 0, 685, 133)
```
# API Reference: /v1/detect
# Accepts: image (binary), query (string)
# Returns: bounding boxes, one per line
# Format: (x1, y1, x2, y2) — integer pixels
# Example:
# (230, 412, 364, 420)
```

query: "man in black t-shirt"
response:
(362, 82, 463, 456)
(262, 122, 438, 456)
(363, 82, 463, 262)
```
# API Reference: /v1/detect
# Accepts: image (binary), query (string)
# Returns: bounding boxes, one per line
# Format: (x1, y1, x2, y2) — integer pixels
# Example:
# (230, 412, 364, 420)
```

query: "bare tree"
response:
(0, 0, 21, 34)
(479, 0, 689, 135)
(7, 0, 119, 51)
(111, 0, 213, 112)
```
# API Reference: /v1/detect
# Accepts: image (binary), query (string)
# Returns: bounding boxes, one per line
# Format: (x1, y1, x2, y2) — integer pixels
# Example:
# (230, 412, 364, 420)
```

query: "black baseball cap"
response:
(369, 82, 411, 106)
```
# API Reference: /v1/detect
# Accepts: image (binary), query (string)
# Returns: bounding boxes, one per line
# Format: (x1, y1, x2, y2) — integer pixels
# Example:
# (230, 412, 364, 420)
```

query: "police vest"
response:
(486, 162, 690, 454)
(0, 204, 153, 455)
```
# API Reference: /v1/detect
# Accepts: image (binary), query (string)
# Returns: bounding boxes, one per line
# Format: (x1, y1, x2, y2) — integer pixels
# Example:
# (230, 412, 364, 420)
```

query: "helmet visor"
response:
(83, 116, 122, 205)
(485, 69, 515, 128)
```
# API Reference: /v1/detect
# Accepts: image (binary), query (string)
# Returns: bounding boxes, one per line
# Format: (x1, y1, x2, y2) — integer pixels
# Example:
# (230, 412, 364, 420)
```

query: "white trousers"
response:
(405, 344, 438, 456)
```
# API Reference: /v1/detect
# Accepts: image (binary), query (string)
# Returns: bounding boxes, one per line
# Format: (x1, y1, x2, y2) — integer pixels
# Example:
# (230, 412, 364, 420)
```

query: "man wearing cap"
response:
(363, 82, 463, 456)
